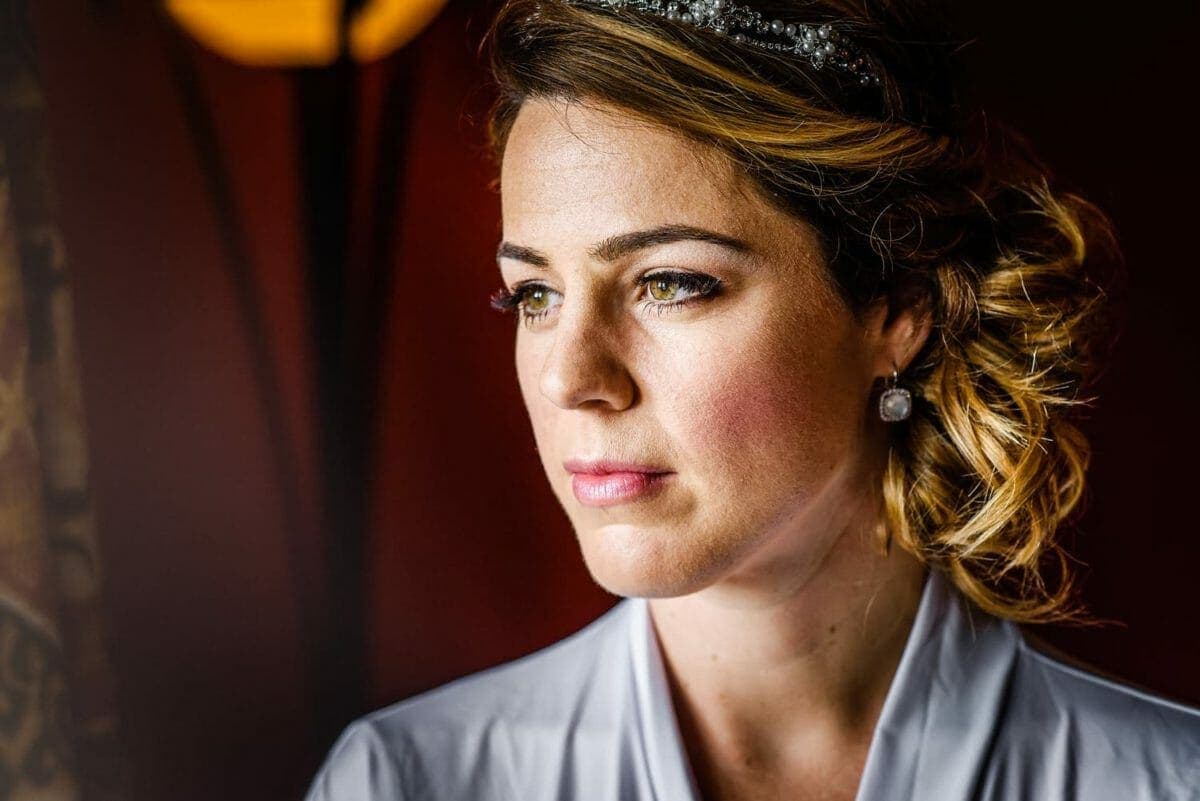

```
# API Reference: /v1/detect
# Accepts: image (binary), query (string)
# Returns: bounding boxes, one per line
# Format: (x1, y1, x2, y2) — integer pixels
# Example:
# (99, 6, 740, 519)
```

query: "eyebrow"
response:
(495, 223, 753, 268)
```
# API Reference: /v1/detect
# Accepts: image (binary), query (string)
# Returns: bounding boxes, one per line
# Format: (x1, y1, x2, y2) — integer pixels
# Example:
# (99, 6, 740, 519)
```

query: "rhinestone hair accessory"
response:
(559, 0, 881, 86)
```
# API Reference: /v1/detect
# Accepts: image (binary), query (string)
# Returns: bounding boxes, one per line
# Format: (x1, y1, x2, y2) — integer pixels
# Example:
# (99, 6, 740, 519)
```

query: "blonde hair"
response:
(481, 0, 1121, 623)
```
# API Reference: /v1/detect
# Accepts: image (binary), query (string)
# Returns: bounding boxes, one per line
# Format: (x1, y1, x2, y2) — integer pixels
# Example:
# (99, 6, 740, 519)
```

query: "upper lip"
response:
(563, 457, 672, 475)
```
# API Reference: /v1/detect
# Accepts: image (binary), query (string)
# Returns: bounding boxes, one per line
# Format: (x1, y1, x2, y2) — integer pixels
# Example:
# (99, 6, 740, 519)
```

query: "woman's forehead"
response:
(502, 100, 745, 211)
(498, 99, 786, 251)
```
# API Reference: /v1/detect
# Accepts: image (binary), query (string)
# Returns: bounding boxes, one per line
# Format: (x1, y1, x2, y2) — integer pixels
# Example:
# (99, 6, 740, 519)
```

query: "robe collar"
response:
(626, 569, 1020, 801)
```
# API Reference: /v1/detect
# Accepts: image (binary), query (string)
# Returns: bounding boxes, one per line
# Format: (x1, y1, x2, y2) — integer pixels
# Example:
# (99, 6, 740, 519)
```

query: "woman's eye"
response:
(647, 276, 684, 302)
(523, 286, 556, 313)
(508, 283, 562, 326)
(638, 271, 723, 308)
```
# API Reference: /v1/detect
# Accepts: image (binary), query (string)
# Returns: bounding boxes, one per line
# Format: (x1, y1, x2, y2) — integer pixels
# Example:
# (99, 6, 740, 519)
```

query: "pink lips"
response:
(564, 458, 674, 508)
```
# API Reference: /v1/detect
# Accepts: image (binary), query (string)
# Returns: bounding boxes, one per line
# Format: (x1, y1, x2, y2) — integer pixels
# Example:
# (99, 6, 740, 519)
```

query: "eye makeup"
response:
(489, 269, 725, 327)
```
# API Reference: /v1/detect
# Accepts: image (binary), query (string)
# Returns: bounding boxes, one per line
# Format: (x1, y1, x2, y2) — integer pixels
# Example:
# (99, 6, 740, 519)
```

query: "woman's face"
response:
(497, 97, 914, 601)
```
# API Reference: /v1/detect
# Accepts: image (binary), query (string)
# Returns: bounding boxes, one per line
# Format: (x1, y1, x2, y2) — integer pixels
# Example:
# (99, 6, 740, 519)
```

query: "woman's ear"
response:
(863, 292, 933, 377)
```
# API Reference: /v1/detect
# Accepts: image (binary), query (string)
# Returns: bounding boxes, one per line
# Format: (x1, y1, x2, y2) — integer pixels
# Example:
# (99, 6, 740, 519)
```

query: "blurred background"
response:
(0, 0, 1195, 799)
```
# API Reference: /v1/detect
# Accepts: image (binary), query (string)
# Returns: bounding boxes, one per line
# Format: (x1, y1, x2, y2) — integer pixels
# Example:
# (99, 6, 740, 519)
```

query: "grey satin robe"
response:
(305, 570, 1200, 800)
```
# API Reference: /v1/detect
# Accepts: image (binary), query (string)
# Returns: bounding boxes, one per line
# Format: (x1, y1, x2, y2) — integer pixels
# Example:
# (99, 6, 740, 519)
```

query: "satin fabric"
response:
(305, 570, 1200, 800)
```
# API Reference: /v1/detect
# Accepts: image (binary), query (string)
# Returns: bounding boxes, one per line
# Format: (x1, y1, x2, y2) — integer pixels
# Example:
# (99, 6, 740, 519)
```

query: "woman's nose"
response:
(538, 302, 635, 412)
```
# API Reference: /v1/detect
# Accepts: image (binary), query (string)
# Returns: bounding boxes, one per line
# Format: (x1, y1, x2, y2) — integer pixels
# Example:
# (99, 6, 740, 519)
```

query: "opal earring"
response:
(878, 363, 912, 422)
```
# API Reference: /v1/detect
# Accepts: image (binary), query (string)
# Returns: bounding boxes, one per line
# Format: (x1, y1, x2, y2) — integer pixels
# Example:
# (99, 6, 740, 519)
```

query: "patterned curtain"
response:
(0, 2, 125, 798)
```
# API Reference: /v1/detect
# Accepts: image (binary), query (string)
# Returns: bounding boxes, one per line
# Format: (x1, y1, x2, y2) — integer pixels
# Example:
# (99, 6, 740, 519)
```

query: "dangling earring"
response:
(874, 519, 893, 557)
(878, 363, 912, 422)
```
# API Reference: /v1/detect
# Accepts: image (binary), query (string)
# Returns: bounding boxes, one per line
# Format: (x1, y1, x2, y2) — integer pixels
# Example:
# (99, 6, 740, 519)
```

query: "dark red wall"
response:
(31, 2, 324, 798)
(27, 1, 1199, 799)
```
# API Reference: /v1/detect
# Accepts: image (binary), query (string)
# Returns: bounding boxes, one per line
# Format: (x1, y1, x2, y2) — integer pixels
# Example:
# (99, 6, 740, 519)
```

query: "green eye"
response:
(525, 287, 551, 311)
(648, 277, 682, 301)
(638, 271, 723, 311)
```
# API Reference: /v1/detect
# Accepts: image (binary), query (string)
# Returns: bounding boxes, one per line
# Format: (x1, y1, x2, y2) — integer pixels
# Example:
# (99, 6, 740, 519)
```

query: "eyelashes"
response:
(488, 286, 528, 313)
(490, 270, 724, 327)
(488, 283, 554, 328)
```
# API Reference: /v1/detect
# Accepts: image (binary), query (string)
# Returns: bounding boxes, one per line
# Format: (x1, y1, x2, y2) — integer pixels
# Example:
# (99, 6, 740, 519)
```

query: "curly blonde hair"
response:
(480, 0, 1121, 622)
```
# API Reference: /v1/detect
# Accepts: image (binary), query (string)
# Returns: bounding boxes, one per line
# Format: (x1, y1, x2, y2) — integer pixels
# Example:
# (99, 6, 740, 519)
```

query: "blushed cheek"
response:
(699, 366, 784, 445)
(675, 340, 846, 492)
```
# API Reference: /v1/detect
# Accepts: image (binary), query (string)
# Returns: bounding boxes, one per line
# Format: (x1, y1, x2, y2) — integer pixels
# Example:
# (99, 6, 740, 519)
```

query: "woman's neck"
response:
(646, 522, 926, 800)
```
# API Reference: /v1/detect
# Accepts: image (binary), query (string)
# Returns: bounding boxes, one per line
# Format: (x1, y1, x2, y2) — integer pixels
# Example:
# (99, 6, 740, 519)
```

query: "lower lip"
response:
(570, 471, 673, 508)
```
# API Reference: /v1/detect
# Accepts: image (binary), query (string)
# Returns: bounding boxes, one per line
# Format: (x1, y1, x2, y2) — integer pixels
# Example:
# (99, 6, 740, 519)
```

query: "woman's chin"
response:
(575, 522, 727, 598)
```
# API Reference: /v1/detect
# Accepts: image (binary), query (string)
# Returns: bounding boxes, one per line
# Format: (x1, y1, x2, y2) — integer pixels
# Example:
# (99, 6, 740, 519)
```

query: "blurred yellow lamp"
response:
(164, 0, 449, 66)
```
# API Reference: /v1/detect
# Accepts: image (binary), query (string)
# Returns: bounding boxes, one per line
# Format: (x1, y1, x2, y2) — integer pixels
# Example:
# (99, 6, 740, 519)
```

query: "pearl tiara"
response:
(556, 0, 882, 86)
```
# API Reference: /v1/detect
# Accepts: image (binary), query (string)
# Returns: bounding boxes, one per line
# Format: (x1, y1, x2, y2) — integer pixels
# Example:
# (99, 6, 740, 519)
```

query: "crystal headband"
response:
(558, 0, 881, 86)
